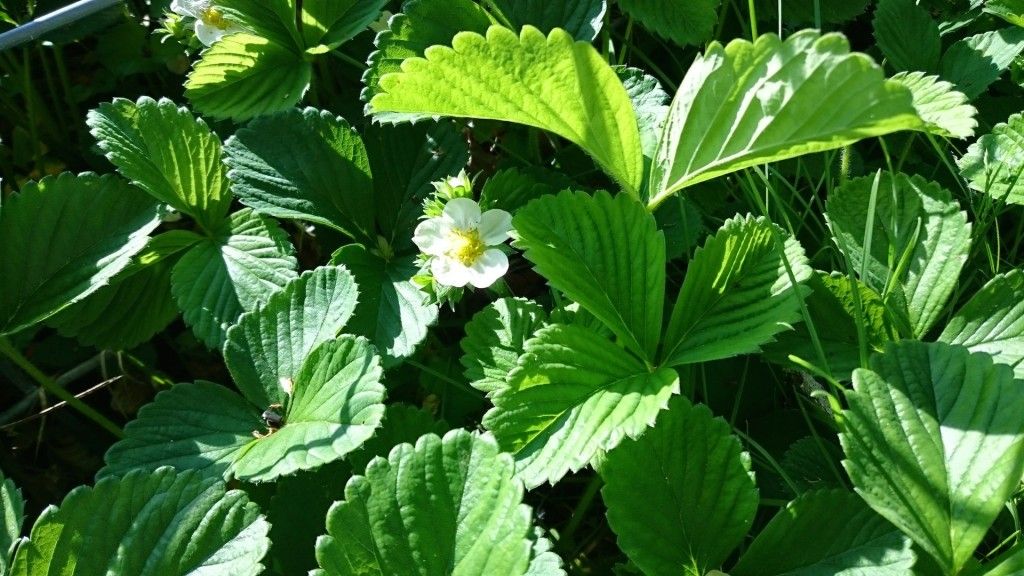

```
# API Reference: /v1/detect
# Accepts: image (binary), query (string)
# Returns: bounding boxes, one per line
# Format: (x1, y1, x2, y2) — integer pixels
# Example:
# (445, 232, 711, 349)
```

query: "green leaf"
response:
(346, 404, 449, 473)
(600, 396, 757, 575)
(331, 245, 438, 366)
(217, 0, 301, 49)
(100, 381, 263, 481)
(731, 490, 915, 576)
(232, 336, 386, 482)
(45, 249, 179, 351)
(0, 173, 159, 336)
(889, 71, 977, 139)
(0, 470, 24, 576)
(478, 166, 573, 215)
(461, 297, 548, 395)
(302, 0, 387, 49)
(985, 0, 1024, 27)
(314, 430, 553, 576)
(514, 191, 665, 362)
(616, 0, 719, 46)
(839, 341, 1024, 575)
(873, 0, 941, 73)
(617, 66, 670, 164)
(483, 324, 679, 487)
(648, 30, 921, 208)
(958, 112, 1024, 205)
(224, 107, 376, 243)
(763, 272, 895, 381)
(171, 208, 298, 349)
(11, 467, 269, 576)
(940, 269, 1024, 380)
(826, 172, 971, 338)
(661, 214, 811, 367)
(363, 121, 469, 242)
(369, 25, 644, 195)
(940, 27, 1024, 99)
(185, 33, 311, 122)
(490, 0, 606, 41)
(225, 266, 358, 410)
(362, 0, 493, 109)
(88, 96, 231, 230)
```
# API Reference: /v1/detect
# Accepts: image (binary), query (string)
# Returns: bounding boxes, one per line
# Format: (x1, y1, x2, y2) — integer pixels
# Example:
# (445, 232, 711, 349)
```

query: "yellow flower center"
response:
(199, 6, 229, 29)
(447, 228, 486, 267)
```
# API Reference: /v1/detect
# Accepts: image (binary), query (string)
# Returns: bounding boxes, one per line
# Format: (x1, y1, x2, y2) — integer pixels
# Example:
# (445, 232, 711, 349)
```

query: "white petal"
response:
(466, 249, 508, 288)
(478, 209, 512, 245)
(170, 0, 204, 17)
(194, 20, 225, 45)
(431, 257, 471, 287)
(413, 218, 451, 256)
(443, 197, 481, 229)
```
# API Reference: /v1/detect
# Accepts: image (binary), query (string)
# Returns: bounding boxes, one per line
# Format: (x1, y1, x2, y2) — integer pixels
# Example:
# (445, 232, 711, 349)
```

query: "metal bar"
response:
(0, 0, 122, 52)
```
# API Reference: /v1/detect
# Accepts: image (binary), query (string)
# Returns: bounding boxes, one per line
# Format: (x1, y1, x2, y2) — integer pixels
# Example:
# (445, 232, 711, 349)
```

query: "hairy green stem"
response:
(0, 337, 123, 438)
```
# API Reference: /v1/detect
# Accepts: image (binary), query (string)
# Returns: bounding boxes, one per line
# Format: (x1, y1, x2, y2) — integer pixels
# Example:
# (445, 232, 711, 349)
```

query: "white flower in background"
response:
(414, 198, 512, 289)
(170, 0, 243, 46)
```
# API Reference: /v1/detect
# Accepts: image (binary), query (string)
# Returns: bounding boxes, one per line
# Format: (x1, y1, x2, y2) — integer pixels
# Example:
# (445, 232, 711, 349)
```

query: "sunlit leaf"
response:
(514, 191, 664, 362)
(171, 208, 298, 349)
(648, 30, 921, 208)
(11, 467, 269, 575)
(369, 25, 644, 195)
(483, 324, 679, 487)
(662, 214, 811, 367)
(88, 96, 231, 230)
(185, 33, 311, 122)
(840, 341, 1024, 574)
(314, 430, 555, 575)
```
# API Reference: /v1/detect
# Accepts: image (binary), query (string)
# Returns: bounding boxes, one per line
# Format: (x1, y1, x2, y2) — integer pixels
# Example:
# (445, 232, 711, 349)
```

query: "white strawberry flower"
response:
(170, 0, 243, 46)
(413, 198, 513, 289)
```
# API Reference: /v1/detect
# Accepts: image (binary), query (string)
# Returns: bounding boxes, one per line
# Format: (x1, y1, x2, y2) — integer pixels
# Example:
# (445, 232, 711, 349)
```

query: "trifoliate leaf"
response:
(314, 430, 555, 575)
(731, 490, 915, 575)
(840, 341, 1024, 575)
(88, 96, 231, 231)
(889, 71, 977, 139)
(369, 25, 644, 196)
(617, 0, 718, 46)
(490, 0, 606, 41)
(940, 269, 1024, 380)
(662, 214, 811, 367)
(11, 467, 269, 576)
(513, 191, 665, 362)
(648, 30, 921, 208)
(600, 396, 757, 575)
(483, 324, 680, 487)
(225, 265, 359, 410)
(171, 208, 298, 349)
(958, 112, 1024, 205)
(332, 245, 438, 366)
(232, 336, 386, 482)
(185, 33, 311, 122)
(0, 173, 159, 336)
(827, 173, 971, 338)
(461, 297, 548, 395)
(224, 107, 376, 243)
